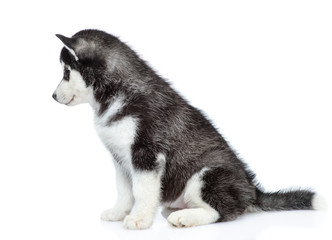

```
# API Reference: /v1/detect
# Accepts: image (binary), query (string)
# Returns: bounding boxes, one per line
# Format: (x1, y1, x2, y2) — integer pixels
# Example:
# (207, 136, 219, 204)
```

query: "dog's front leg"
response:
(101, 163, 134, 221)
(123, 170, 161, 230)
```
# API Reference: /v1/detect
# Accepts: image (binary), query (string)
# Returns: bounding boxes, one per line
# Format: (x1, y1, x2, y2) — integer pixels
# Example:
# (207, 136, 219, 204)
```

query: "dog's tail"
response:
(253, 187, 325, 211)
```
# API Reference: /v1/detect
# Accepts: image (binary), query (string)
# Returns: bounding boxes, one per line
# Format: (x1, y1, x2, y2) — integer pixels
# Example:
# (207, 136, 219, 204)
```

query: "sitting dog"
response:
(53, 29, 319, 229)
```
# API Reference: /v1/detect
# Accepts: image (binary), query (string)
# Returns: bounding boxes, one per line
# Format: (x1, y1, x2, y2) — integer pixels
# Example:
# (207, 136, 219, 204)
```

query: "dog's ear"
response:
(56, 34, 79, 61)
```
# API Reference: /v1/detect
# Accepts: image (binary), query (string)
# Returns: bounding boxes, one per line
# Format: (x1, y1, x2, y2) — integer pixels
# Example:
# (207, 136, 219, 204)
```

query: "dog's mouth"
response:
(65, 95, 75, 105)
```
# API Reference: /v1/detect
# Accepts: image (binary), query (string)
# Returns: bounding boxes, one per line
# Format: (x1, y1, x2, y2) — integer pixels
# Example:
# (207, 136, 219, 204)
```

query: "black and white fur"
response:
(53, 30, 322, 229)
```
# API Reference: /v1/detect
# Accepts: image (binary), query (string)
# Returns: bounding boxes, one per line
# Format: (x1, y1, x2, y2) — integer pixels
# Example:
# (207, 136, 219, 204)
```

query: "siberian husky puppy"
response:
(53, 29, 320, 230)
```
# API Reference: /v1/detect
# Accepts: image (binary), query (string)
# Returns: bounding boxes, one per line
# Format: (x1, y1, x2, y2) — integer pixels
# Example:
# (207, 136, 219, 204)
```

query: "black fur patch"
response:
(201, 166, 256, 222)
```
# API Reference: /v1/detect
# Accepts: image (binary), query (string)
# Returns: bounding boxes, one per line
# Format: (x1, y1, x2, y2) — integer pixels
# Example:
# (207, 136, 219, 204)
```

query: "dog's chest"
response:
(95, 115, 137, 171)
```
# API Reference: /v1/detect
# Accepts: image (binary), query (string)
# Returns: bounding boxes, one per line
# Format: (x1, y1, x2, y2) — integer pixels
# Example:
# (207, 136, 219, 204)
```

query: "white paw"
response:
(101, 208, 129, 221)
(167, 211, 193, 228)
(167, 208, 219, 228)
(123, 214, 153, 230)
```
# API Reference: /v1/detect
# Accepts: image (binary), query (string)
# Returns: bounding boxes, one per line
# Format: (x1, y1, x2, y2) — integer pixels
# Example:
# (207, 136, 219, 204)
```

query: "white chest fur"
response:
(95, 116, 137, 172)
(93, 97, 138, 173)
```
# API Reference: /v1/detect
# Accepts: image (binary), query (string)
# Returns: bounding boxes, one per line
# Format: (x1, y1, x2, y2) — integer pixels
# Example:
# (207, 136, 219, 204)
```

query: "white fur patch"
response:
(101, 162, 134, 221)
(183, 168, 210, 207)
(95, 115, 137, 173)
(60, 60, 65, 70)
(94, 95, 125, 125)
(312, 194, 328, 211)
(124, 169, 163, 230)
(53, 68, 91, 106)
(163, 168, 209, 209)
(64, 45, 79, 61)
(167, 168, 220, 227)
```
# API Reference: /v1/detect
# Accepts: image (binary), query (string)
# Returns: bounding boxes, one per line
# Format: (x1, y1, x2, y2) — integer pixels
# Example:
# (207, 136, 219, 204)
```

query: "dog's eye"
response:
(63, 68, 70, 81)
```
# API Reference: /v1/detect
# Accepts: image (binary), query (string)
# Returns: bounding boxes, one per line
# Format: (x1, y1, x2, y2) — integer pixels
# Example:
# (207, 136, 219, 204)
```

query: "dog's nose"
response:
(52, 93, 57, 101)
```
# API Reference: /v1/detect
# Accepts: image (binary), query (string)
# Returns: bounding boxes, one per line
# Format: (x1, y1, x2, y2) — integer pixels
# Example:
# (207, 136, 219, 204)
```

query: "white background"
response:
(0, 0, 331, 239)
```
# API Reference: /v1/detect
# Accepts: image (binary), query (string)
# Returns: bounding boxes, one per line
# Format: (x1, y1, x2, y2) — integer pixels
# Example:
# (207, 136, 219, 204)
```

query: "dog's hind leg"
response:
(167, 168, 220, 227)
(167, 167, 255, 227)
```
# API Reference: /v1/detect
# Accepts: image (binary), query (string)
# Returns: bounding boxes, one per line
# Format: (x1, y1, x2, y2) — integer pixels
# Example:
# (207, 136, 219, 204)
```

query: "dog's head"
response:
(53, 34, 88, 106)
(53, 30, 115, 107)
(53, 30, 150, 113)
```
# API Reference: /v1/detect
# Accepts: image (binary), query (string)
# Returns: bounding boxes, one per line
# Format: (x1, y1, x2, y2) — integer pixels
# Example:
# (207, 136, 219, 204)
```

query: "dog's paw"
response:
(123, 214, 153, 230)
(101, 208, 129, 221)
(167, 210, 194, 228)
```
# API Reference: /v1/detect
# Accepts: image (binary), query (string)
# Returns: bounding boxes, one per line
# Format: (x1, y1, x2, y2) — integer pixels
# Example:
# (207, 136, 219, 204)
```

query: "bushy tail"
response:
(255, 188, 317, 211)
